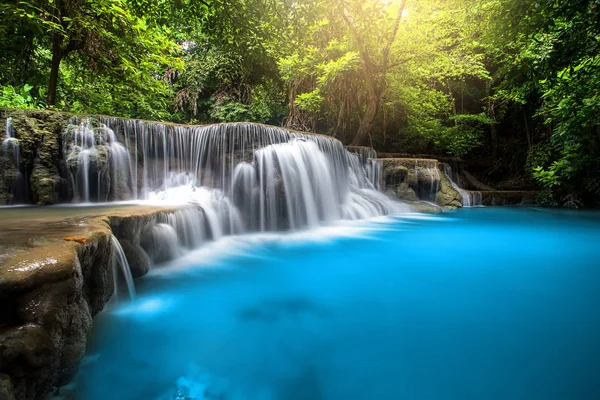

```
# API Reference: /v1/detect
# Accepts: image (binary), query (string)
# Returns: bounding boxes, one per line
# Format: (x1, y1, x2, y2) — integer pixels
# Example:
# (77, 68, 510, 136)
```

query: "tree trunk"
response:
(47, 34, 63, 106)
(523, 109, 532, 150)
(352, 91, 378, 145)
(489, 103, 498, 160)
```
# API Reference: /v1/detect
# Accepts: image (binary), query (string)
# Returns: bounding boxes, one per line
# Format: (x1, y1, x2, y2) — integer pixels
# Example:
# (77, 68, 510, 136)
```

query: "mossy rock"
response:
(395, 182, 419, 201)
(435, 171, 462, 208)
(1, 109, 73, 204)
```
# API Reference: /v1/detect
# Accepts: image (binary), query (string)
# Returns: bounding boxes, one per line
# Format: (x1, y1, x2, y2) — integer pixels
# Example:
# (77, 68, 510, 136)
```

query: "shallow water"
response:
(73, 207, 600, 400)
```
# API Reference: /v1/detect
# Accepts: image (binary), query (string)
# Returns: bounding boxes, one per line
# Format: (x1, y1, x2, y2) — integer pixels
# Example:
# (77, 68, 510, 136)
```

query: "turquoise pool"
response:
(72, 207, 600, 400)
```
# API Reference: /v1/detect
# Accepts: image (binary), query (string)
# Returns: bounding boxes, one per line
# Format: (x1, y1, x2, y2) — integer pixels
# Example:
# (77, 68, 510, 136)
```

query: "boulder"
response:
(436, 172, 462, 208)
(119, 239, 152, 278)
(395, 182, 419, 202)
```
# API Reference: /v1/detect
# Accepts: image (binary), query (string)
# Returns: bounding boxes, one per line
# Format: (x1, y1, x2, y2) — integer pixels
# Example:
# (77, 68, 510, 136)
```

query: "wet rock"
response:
(436, 172, 462, 208)
(120, 239, 152, 277)
(381, 158, 442, 203)
(481, 190, 537, 206)
(395, 182, 419, 202)
(410, 202, 443, 214)
(0, 228, 113, 400)
(0, 110, 72, 205)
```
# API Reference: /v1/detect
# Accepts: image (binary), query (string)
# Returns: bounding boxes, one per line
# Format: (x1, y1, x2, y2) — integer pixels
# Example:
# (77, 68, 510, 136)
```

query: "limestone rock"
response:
(395, 182, 419, 202)
(436, 172, 462, 208)
(120, 239, 152, 278)
(0, 228, 113, 400)
(0, 110, 72, 205)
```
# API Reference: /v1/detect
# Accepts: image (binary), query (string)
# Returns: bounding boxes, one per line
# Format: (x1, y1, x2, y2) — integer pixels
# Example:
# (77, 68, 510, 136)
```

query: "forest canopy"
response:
(1, 0, 599, 206)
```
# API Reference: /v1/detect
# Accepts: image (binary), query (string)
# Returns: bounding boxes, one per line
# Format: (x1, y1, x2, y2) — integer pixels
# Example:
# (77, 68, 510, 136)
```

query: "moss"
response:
(1, 109, 73, 204)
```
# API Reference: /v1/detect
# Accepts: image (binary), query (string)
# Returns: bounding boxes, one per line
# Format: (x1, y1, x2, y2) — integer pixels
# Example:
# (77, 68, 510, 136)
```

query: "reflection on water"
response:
(73, 207, 600, 400)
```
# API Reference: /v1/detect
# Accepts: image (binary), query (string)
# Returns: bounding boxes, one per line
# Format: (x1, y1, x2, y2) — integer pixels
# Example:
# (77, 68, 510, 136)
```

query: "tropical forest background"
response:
(1, 0, 599, 206)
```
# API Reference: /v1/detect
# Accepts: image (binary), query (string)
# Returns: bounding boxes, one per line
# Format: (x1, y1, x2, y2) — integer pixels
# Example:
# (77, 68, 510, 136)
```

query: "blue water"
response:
(73, 208, 600, 400)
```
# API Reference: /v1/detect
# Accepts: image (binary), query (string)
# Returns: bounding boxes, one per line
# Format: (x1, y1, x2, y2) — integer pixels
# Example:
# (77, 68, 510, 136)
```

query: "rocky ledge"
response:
(381, 158, 536, 208)
(0, 205, 179, 400)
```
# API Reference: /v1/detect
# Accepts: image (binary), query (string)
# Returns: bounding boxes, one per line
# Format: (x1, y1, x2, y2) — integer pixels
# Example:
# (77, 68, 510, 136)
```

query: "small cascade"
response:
(442, 164, 482, 207)
(142, 223, 182, 264)
(471, 191, 483, 206)
(111, 235, 136, 300)
(64, 121, 133, 202)
(254, 140, 340, 230)
(347, 147, 383, 190)
(3, 117, 20, 165)
(2, 117, 29, 203)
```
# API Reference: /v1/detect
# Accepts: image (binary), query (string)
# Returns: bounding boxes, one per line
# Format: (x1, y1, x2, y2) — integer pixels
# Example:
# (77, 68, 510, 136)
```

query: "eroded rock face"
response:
(0, 204, 183, 400)
(436, 172, 463, 208)
(0, 232, 114, 400)
(1, 110, 73, 205)
(0, 373, 15, 400)
(382, 158, 462, 208)
(481, 190, 536, 206)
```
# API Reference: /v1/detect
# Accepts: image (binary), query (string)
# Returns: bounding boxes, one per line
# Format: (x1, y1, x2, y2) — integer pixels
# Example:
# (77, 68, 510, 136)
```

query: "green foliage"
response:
(0, 85, 41, 109)
(0, 0, 599, 206)
(211, 98, 252, 122)
(295, 90, 323, 114)
(486, 0, 600, 206)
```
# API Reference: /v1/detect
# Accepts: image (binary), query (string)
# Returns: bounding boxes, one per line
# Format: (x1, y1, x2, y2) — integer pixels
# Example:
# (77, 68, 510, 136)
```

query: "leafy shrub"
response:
(0, 84, 41, 109)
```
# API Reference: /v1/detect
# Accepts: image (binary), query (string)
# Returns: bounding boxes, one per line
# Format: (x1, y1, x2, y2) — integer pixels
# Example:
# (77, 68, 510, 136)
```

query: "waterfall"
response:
(63, 119, 403, 231)
(3, 117, 20, 166)
(3, 117, 21, 175)
(347, 147, 383, 190)
(64, 121, 133, 202)
(111, 235, 136, 300)
(442, 164, 482, 207)
(2, 117, 27, 202)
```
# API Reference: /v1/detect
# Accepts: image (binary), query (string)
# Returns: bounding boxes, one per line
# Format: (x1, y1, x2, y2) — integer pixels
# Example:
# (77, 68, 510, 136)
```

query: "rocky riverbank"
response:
(0, 205, 179, 400)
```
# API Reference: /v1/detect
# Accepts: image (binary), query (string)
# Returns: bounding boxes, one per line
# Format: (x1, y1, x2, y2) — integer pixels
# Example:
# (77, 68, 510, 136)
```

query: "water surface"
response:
(73, 207, 600, 400)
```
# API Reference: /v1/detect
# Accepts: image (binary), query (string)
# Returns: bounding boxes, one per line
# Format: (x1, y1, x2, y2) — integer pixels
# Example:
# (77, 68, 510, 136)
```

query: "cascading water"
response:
(62, 119, 406, 267)
(3, 117, 20, 165)
(408, 159, 441, 202)
(2, 117, 28, 202)
(442, 164, 482, 207)
(64, 119, 403, 230)
(111, 235, 136, 300)
(64, 121, 134, 202)
(347, 147, 383, 191)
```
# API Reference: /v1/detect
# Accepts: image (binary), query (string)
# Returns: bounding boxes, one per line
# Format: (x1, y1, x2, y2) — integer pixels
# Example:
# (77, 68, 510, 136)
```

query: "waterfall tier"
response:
(63, 119, 402, 233)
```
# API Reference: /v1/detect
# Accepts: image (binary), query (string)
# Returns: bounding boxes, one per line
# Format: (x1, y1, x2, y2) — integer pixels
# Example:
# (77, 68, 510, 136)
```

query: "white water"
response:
(65, 121, 133, 201)
(59, 120, 407, 272)
(64, 120, 406, 234)
(3, 117, 20, 171)
(111, 235, 137, 300)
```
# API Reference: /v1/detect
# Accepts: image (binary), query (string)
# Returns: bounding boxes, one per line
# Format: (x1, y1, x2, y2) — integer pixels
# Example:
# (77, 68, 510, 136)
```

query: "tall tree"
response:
(339, 0, 408, 145)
